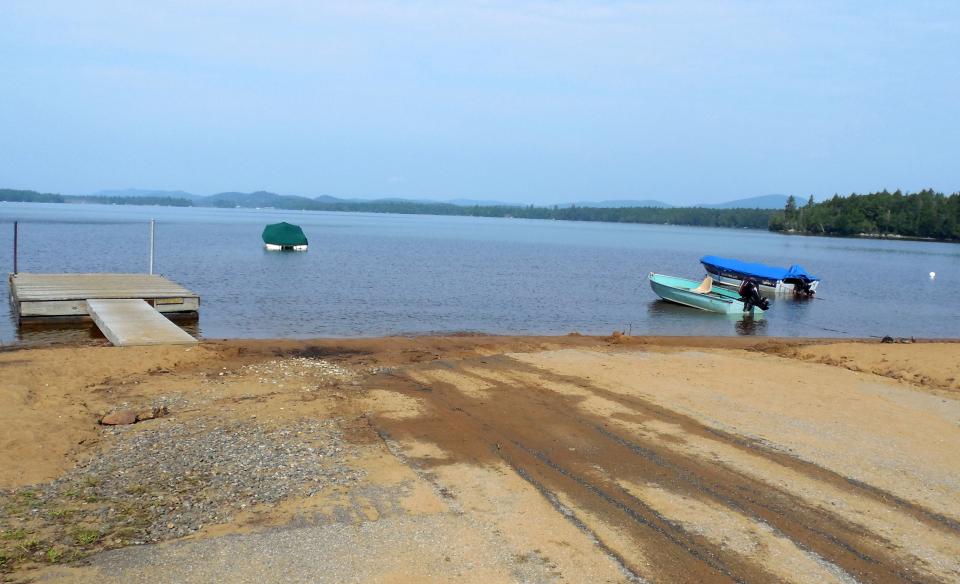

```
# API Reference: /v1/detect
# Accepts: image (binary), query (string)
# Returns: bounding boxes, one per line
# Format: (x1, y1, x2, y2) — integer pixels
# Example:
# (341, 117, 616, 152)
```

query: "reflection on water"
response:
(12, 319, 202, 347)
(1, 202, 958, 344)
(14, 322, 103, 346)
(735, 316, 768, 336)
(645, 300, 769, 336)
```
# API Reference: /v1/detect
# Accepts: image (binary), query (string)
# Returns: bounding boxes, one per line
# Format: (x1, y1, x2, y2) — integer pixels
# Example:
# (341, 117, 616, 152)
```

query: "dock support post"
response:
(12, 221, 18, 275)
(149, 219, 155, 275)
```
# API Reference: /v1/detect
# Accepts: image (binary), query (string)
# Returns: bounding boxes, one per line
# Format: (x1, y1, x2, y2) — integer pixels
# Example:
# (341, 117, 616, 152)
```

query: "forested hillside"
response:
(12, 186, 957, 240)
(0, 189, 65, 203)
(769, 189, 960, 241)
(1, 188, 774, 229)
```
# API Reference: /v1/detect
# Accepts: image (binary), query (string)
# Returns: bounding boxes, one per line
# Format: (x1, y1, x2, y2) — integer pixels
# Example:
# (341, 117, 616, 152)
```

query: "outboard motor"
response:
(738, 279, 770, 311)
(792, 279, 814, 297)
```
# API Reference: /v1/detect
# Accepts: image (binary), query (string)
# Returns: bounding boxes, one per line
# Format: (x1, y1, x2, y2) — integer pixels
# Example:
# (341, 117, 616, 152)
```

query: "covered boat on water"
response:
(648, 273, 768, 314)
(262, 222, 308, 251)
(700, 255, 818, 296)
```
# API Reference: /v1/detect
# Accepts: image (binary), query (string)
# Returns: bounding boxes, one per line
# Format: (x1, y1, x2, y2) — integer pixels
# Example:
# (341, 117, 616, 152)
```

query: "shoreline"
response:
(6, 199, 960, 244)
(2, 335, 959, 582)
(775, 227, 959, 244)
(3, 330, 959, 352)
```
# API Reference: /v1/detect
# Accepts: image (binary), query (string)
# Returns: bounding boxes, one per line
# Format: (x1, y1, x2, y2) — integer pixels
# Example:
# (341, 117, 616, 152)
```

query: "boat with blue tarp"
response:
(648, 273, 768, 314)
(700, 256, 819, 296)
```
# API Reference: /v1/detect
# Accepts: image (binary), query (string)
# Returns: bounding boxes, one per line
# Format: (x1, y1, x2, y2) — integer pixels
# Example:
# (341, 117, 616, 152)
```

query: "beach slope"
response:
(1, 336, 958, 583)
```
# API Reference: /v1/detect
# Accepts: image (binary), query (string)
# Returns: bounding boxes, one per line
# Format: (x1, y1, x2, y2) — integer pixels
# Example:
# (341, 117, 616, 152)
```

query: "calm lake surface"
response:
(1, 202, 958, 345)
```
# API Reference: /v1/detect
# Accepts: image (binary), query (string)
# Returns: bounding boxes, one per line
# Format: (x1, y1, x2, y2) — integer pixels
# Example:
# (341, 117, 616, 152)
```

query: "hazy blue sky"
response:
(1, 1, 958, 205)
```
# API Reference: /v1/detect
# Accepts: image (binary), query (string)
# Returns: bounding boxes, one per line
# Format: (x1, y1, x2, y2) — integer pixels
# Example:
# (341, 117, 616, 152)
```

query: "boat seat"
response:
(691, 276, 713, 294)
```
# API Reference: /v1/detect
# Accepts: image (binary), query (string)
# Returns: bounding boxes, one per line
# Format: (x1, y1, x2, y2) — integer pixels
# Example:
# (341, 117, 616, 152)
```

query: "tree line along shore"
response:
(3, 187, 959, 242)
(770, 189, 960, 241)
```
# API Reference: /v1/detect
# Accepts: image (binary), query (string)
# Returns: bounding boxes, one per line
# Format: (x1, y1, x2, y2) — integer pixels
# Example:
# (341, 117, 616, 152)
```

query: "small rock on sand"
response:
(101, 410, 137, 425)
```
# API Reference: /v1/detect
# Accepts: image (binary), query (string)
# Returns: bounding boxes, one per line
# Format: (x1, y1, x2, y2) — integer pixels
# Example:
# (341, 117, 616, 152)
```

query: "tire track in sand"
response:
(368, 354, 958, 583)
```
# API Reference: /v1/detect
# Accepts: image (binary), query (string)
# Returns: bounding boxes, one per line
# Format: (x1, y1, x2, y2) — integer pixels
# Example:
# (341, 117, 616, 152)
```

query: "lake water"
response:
(1, 202, 958, 345)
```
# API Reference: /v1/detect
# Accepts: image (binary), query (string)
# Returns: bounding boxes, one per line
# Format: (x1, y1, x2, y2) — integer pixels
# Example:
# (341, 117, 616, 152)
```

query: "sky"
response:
(1, 1, 958, 206)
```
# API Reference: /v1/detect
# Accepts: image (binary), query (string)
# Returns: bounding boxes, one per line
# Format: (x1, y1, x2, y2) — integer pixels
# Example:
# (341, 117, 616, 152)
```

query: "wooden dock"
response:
(10, 273, 199, 319)
(9, 273, 200, 346)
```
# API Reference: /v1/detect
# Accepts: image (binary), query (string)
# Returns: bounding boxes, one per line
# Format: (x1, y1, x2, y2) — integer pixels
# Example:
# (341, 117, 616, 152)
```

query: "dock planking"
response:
(85, 299, 197, 346)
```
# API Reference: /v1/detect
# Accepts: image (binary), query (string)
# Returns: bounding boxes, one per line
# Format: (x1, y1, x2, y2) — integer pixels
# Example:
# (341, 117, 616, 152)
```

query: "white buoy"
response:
(929, 271, 936, 279)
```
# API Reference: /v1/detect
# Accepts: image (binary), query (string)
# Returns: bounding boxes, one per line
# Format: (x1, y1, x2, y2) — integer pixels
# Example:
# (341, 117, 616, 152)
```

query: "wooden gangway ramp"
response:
(86, 299, 197, 346)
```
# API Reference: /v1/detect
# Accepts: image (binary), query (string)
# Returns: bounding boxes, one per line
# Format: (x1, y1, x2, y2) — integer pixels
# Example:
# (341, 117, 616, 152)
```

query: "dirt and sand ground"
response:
(1, 335, 958, 583)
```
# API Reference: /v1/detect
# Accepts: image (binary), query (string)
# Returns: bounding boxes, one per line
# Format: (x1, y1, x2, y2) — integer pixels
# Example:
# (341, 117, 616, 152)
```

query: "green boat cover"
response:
(262, 222, 308, 246)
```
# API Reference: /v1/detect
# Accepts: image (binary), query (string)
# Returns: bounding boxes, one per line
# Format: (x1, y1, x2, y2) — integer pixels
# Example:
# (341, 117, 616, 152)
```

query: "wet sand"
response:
(2, 335, 958, 583)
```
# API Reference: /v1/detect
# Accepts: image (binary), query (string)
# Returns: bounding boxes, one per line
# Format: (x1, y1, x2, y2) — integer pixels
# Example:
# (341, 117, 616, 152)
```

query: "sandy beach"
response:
(1, 335, 959, 583)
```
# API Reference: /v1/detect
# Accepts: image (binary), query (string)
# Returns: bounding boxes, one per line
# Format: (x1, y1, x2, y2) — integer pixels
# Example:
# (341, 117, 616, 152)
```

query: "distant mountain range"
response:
(205, 191, 316, 208)
(3, 187, 787, 232)
(10, 187, 954, 241)
(559, 199, 671, 209)
(564, 195, 790, 209)
(697, 194, 790, 209)
(89, 189, 791, 210)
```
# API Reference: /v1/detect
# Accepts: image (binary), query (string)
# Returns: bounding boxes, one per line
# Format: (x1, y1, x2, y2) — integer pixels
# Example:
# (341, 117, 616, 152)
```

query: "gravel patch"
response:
(32, 418, 364, 544)
(241, 358, 357, 385)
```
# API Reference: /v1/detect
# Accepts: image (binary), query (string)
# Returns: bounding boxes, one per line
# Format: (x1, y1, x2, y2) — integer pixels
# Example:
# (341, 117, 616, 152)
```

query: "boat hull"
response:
(265, 244, 308, 251)
(709, 273, 819, 296)
(648, 273, 763, 315)
(700, 256, 819, 296)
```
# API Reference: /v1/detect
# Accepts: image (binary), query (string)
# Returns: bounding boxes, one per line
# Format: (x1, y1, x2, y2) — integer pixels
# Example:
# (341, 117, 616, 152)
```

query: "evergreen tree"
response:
(782, 195, 798, 230)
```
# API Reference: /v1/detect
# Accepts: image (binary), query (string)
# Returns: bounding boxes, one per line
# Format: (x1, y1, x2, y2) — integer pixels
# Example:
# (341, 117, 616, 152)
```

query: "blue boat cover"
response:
(700, 256, 818, 283)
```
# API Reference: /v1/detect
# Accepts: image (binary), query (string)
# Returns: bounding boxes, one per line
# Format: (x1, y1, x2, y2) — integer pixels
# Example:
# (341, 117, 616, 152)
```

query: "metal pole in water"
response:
(149, 219, 155, 275)
(13, 221, 18, 274)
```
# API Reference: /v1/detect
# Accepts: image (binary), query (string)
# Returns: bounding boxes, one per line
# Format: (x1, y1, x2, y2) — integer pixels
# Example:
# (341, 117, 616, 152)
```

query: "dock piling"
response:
(149, 219, 155, 275)
(12, 221, 18, 274)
